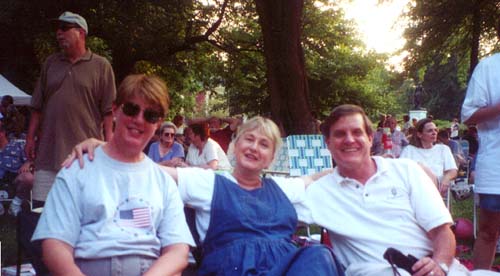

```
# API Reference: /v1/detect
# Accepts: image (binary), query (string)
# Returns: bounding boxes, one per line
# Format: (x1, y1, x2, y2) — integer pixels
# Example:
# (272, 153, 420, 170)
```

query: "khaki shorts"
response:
(32, 170, 57, 202)
(75, 255, 155, 276)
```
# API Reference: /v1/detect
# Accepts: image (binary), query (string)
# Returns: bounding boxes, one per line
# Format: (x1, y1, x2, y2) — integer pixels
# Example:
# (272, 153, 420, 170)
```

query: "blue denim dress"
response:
(198, 175, 344, 276)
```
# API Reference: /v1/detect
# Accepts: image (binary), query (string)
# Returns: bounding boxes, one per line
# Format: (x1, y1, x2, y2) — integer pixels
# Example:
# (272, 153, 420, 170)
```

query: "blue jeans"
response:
(479, 193, 500, 212)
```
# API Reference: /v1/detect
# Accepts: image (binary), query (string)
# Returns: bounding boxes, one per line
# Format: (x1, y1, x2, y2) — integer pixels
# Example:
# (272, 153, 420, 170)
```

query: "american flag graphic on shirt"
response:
(118, 207, 152, 228)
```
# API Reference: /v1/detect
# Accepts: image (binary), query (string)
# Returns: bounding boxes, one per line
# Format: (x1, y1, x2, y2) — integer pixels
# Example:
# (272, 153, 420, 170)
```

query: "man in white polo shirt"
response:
(306, 104, 479, 276)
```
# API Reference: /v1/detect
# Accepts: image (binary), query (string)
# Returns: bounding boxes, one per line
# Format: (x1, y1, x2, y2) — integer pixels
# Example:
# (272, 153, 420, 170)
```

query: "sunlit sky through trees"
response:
(339, 0, 409, 70)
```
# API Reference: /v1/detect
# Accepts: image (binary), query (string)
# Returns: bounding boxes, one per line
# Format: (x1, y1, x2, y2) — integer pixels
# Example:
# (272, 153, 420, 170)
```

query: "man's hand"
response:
(411, 256, 446, 276)
(61, 138, 105, 169)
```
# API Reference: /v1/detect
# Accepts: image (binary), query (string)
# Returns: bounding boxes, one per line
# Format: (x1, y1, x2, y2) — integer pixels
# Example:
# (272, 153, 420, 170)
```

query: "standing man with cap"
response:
(306, 104, 477, 276)
(23, 11, 116, 275)
(26, 11, 116, 207)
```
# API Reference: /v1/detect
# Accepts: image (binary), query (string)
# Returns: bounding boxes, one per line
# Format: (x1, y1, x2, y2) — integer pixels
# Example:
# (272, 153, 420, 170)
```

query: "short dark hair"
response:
(437, 129, 449, 140)
(189, 123, 210, 141)
(320, 104, 373, 138)
(1, 95, 13, 106)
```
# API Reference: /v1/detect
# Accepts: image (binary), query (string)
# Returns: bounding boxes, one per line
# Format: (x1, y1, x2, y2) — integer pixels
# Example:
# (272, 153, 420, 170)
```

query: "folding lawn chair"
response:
(286, 134, 333, 177)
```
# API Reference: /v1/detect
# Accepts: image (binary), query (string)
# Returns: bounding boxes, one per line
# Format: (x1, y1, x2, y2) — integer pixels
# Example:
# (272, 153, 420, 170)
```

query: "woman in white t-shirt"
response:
(182, 122, 231, 170)
(400, 118, 458, 195)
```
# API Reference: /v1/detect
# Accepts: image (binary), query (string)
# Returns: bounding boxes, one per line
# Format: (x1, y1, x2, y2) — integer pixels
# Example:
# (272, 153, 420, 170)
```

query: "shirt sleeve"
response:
(98, 58, 116, 115)
(177, 167, 215, 210)
(461, 64, 488, 122)
(157, 175, 195, 247)
(32, 173, 82, 246)
(399, 145, 411, 159)
(203, 140, 219, 162)
(172, 143, 185, 159)
(441, 145, 458, 171)
(272, 176, 313, 224)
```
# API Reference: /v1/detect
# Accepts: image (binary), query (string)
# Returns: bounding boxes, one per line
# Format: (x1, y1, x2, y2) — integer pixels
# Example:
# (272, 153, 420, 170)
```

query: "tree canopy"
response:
(402, 0, 499, 119)
(1, 0, 408, 133)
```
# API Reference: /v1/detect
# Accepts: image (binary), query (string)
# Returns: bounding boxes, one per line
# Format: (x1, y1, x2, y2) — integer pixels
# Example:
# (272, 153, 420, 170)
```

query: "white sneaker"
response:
(8, 202, 21, 217)
(0, 203, 5, 216)
(8, 196, 22, 217)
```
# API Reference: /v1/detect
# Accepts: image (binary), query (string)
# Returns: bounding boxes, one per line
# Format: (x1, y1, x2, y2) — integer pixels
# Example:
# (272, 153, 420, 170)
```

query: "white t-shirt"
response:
(461, 53, 500, 194)
(33, 147, 195, 258)
(177, 168, 311, 242)
(305, 157, 452, 273)
(400, 144, 457, 181)
(185, 138, 231, 170)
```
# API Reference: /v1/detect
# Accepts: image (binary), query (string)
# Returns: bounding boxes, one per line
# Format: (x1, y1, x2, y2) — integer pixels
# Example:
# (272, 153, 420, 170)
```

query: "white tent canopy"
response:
(0, 74, 32, 106)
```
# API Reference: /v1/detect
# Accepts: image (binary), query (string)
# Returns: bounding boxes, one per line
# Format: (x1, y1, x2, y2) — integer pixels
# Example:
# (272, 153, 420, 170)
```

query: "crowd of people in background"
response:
(1, 10, 499, 276)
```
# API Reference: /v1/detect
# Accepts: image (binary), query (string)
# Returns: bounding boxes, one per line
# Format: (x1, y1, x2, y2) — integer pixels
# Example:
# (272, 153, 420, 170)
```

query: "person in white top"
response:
(63, 116, 343, 276)
(306, 104, 492, 276)
(400, 118, 458, 195)
(461, 20, 500, 270)
(182, 122, 231, 170)
(37, 74, 194, 276)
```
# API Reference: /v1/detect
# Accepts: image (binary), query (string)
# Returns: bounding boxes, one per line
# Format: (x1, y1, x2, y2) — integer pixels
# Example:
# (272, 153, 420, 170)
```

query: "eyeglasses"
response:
(57, 24, 81, 32)
(121, 102, 163, 124)
(162, 133, 175, 137)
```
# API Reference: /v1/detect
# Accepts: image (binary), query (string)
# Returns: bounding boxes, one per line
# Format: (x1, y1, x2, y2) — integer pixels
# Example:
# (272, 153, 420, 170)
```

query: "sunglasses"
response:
(121, 102, 163, 124)
(57, 24, 81, 32)
(162, 132, 175, 137)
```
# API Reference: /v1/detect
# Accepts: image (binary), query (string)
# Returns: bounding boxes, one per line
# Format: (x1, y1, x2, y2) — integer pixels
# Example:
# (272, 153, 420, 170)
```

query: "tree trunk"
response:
(468, 0, 481, 78)
(254, 0, 314, 135)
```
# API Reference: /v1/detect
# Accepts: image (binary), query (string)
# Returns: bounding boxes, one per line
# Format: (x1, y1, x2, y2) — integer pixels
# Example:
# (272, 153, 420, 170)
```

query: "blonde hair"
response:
(115, 74, 170, 118)
(233, 116, 283, 157)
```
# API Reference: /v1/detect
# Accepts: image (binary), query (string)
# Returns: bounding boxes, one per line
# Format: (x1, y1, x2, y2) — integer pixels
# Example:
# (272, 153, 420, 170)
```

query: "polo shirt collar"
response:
(332, 156, 389, 185)
(58, 49, 93, 62)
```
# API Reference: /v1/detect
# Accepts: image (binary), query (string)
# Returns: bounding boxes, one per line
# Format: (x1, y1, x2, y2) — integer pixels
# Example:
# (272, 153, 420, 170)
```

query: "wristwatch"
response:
(438, 262, 449, 275)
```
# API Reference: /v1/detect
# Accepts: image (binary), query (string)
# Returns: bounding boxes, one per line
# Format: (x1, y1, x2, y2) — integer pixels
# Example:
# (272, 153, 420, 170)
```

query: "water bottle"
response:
(382, 127, 393, 156)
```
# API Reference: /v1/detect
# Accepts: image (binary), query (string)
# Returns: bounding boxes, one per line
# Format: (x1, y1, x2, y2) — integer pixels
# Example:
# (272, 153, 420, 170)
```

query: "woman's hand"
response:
(159, 157, 184, 167)
(61, 138, 106, 169)
(18, 161, 33, 174)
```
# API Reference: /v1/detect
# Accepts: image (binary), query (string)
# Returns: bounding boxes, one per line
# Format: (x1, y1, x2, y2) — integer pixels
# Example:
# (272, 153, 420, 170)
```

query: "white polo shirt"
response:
(305, 157, 452, 271)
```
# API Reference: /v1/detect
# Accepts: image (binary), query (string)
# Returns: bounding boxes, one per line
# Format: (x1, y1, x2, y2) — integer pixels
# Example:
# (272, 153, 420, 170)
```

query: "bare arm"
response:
(439, 169, 458, 195)
(25, 110, 41, 160)
(185, 117, 208, 125)
(143, 243, 190, 276)
(463, 103, 500, 125)
(42, 239, 84, 276)
(301, 169, 334, 188)
(102, 113, 114, 141)
(223, 116, 241, 131)
(186, 159, 219, 170)
(160, 166, 179, 182)
(411, 224, 455, 276)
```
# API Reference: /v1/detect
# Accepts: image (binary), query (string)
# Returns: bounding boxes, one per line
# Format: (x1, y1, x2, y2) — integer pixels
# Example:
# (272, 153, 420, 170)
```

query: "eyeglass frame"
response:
(120, 102, 163, 124)
(56, 23, 82, 32)
(162, 132, 175, 137)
